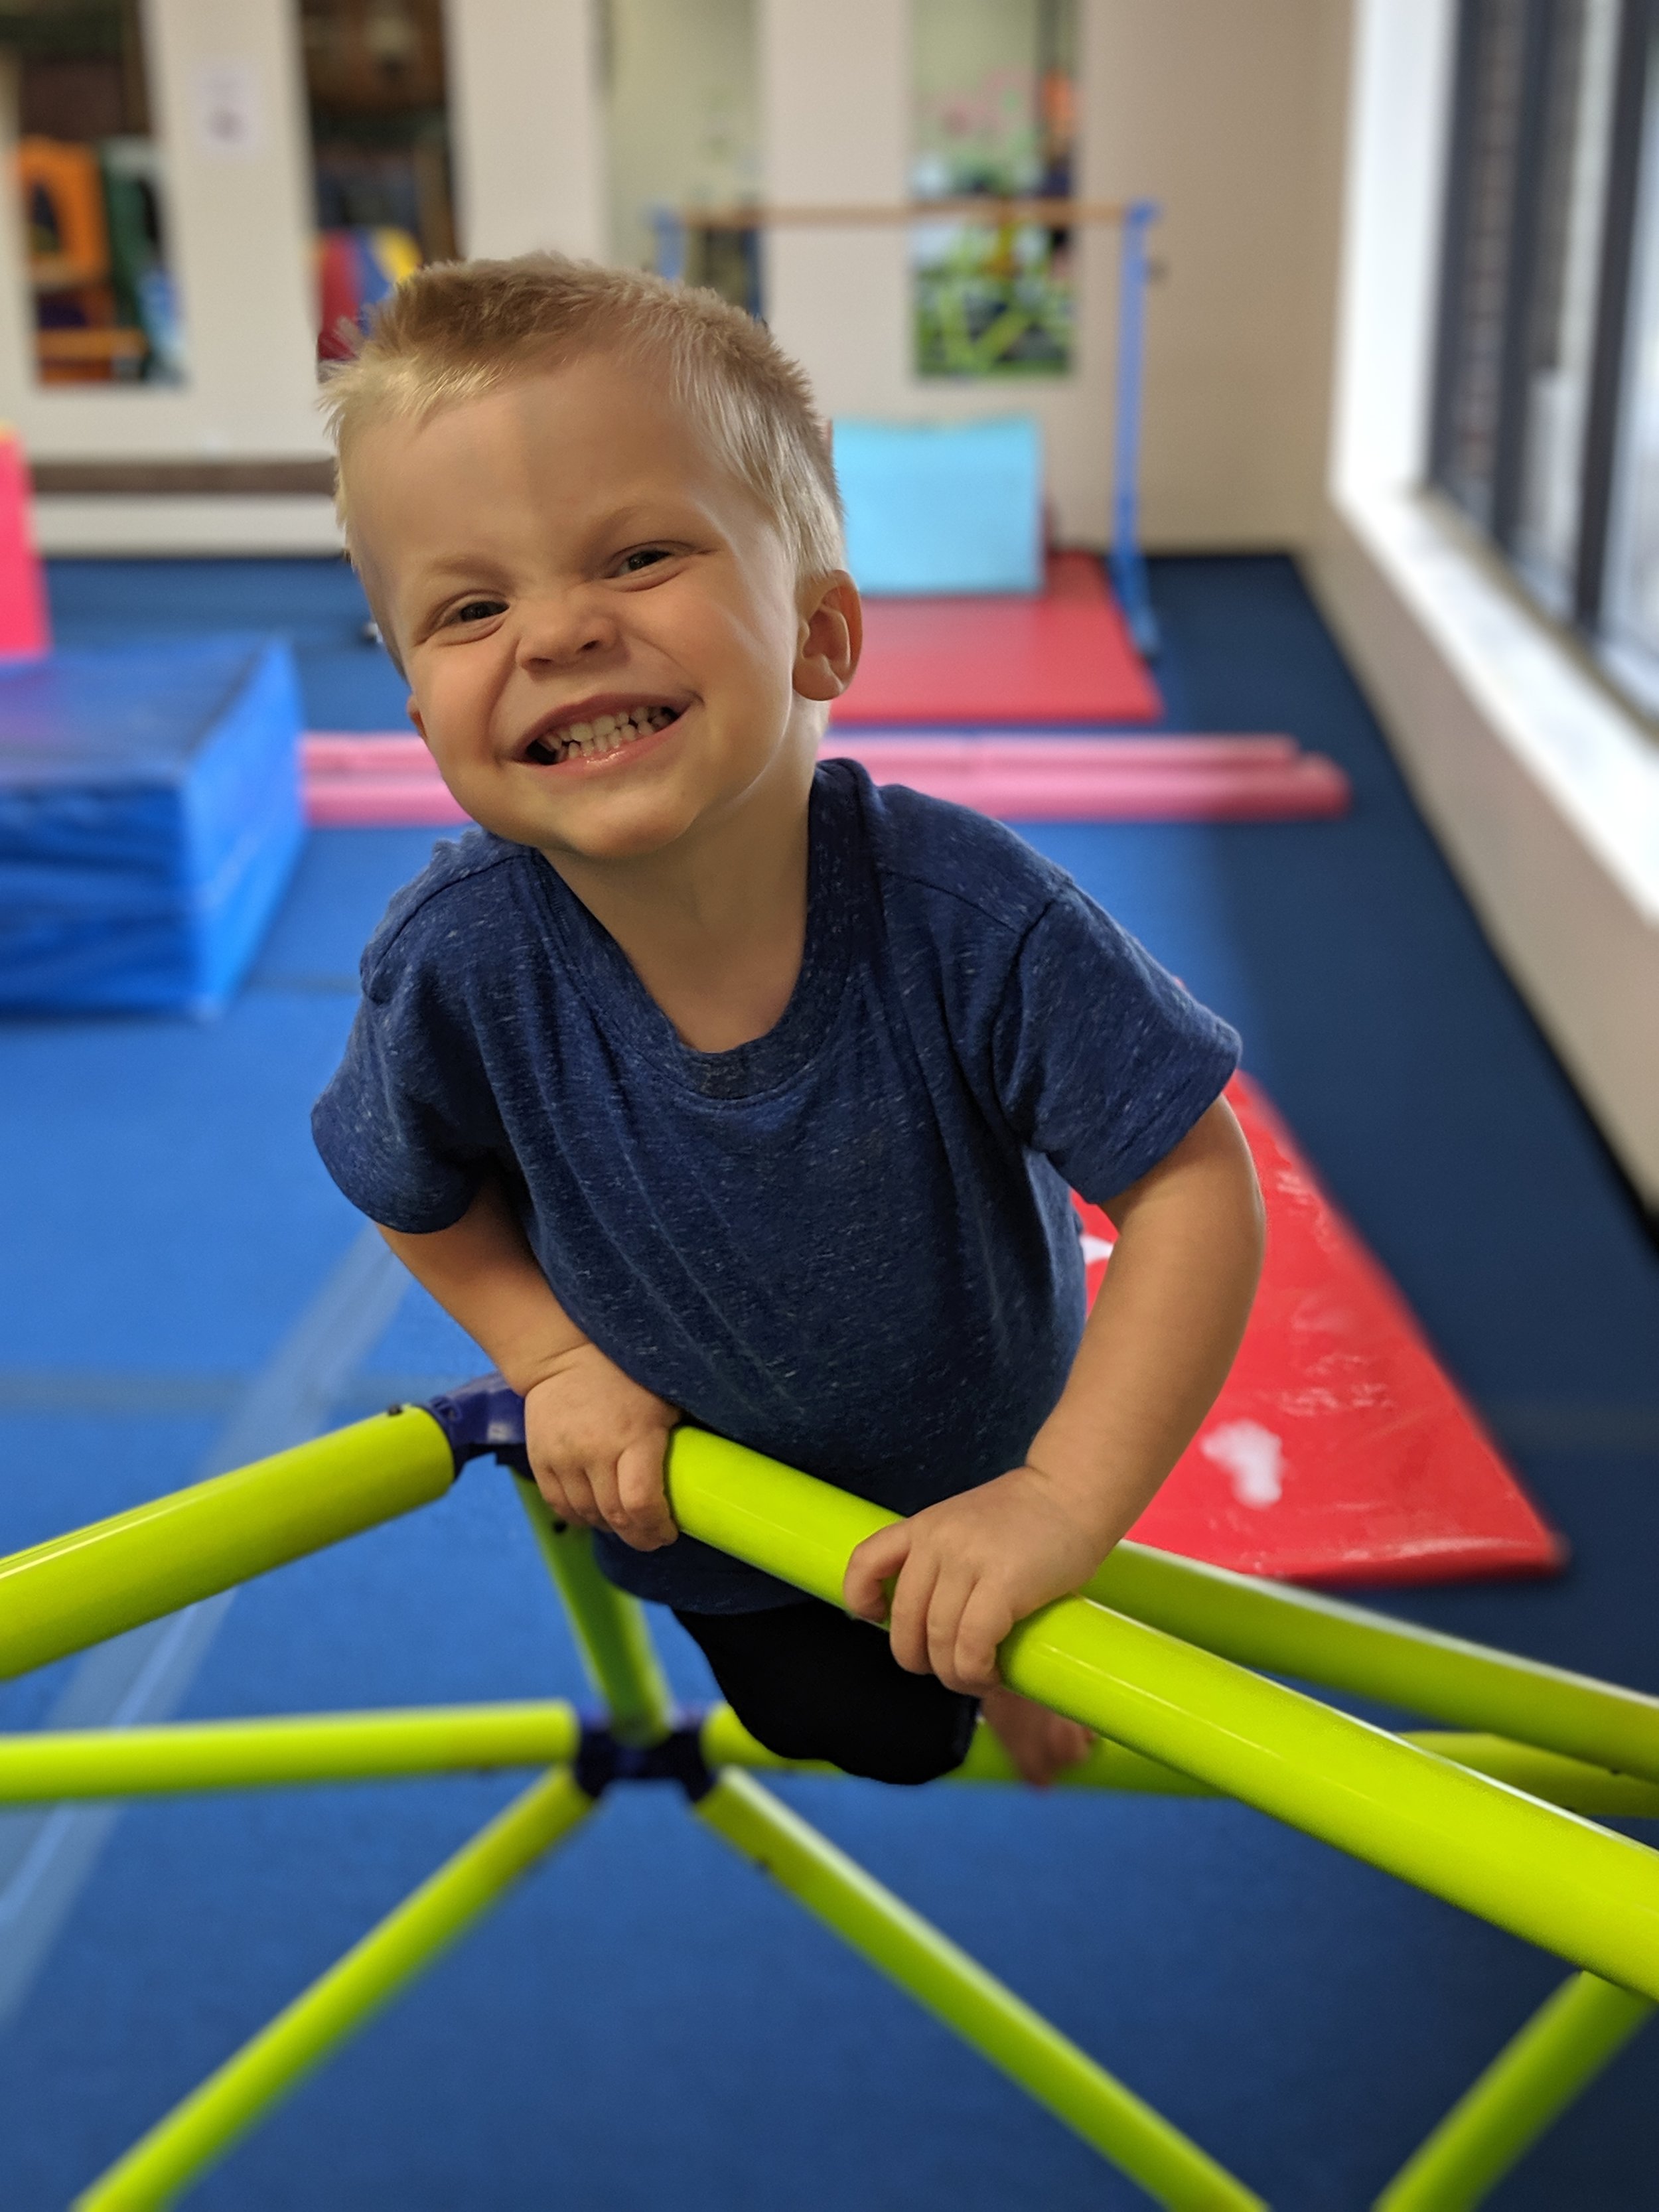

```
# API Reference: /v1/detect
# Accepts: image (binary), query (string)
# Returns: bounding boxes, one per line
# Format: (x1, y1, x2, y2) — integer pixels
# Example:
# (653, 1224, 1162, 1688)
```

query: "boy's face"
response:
(346, 354, 859, 864)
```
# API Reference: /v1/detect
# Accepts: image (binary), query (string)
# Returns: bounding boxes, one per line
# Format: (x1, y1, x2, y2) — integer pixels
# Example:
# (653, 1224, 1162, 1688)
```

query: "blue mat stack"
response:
(0, 637, 303, 1015)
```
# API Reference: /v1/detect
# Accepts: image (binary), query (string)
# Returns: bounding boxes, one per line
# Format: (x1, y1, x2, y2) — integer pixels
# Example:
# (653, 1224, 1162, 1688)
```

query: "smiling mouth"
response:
(522, 703, 683, 767)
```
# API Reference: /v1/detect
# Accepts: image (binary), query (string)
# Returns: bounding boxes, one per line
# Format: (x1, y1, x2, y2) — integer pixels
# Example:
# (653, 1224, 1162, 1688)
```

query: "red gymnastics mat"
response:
(833, 552, 1163, 726)
(302, 731, 1349, 826)
(1088, 1074, 1563, 1585)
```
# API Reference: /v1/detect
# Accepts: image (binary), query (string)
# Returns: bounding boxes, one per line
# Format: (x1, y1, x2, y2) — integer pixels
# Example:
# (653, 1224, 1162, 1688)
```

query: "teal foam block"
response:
(0, 636, 303, 1015)
(833, 415, 1043, 596)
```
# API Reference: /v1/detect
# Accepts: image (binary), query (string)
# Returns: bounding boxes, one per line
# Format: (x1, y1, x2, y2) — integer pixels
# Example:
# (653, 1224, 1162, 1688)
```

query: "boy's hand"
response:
(523, 1343, 680, 1551)
(841, 1464, 1107, 1695)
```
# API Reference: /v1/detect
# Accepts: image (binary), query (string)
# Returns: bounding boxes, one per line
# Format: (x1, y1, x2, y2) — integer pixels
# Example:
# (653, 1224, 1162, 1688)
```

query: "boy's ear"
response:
(407, 697, 429, 745)
(794, 571, 863, 703)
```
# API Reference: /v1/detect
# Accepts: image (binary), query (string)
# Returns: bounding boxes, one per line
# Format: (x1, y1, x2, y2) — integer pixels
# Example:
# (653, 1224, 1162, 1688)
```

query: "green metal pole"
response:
(72, 1768, 593, 2211)
(0, 1409, 456, 1680)
(511, 1476, 675, 1743)
(1090, 1541, 1659, 1785)
(697, 1769, 1263, 2211)
(0, 1702, 581, 1803)
(1374, 1972, 1654, 2211)
(699, 1702, 1659, 1816)
(662, 1428, 1659, 1998)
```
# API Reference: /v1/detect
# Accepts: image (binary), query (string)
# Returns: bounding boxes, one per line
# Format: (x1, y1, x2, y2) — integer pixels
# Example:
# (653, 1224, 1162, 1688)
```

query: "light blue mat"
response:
(833, 415, 1043, 595)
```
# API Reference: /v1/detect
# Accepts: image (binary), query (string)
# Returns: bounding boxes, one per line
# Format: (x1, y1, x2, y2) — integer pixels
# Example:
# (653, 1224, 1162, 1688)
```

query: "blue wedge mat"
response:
(0, 636, 303, 1015)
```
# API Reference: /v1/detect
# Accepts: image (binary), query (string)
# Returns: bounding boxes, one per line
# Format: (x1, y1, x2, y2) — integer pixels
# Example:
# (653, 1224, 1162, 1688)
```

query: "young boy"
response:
(312, 256, 1263, 1789)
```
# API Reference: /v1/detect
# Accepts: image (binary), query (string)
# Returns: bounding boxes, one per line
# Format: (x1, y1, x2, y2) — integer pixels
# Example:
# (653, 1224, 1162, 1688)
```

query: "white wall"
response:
(1306, 0, 1659, 1206)
(601, 0, 758, 271)
(445, 0, 605, 260)
(758, 0, 1350, 552)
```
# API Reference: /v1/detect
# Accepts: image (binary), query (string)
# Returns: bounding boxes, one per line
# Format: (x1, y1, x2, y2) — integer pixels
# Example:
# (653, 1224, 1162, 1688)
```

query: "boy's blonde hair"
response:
(323, 253, 845, 582)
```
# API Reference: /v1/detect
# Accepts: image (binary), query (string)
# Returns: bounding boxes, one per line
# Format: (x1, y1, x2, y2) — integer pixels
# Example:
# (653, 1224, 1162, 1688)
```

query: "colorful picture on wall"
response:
(910, 0, 1078, 380)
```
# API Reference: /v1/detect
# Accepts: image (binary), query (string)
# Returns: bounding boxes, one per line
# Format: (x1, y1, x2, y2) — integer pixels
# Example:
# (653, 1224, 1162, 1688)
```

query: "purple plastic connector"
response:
(424, 1372, 528, 1473)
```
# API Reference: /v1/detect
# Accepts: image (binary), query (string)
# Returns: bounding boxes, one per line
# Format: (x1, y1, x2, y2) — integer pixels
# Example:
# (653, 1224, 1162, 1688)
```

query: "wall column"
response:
(445, 0, 606, 261)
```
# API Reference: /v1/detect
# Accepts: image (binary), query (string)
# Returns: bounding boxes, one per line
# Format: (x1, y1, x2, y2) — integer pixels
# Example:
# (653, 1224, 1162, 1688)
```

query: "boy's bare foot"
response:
(982, 1686, 1094, 1787)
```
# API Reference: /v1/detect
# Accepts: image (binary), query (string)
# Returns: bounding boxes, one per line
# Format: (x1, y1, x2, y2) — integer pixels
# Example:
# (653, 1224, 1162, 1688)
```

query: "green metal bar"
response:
(1408, 1735, 1659, 1820)
(72, 1768, 593, 2211)
(0, 1409, 456, 1681)
(511, 1476, 674, 1743)
(1090, 1540, 1659, 1785)
(0, 1702, 581, 1803)
(697, 1769, 1263, 2211)
(1374, 1972, 1654, 2211)
(699, 1702, 1659, 1815)
(699, 1702, 1212, 1791)
(663, 1428, 1659, 1998)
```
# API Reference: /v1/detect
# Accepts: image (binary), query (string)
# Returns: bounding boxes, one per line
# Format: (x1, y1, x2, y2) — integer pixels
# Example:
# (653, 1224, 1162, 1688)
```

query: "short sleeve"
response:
(311, 939, 501, 1234)
(993, 888, 1240, 1203)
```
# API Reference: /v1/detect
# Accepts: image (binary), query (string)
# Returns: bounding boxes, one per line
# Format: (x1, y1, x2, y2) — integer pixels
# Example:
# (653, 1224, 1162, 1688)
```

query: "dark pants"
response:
(674, 1597, 979, 1786)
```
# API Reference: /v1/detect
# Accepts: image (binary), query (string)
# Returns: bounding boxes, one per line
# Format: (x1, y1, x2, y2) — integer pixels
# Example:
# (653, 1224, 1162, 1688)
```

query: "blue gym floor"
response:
(2, 554, 1656, 2209)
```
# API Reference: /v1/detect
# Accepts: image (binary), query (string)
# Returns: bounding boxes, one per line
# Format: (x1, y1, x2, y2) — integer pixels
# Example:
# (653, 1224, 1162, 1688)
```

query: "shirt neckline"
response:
(526, 763, 868, 1102)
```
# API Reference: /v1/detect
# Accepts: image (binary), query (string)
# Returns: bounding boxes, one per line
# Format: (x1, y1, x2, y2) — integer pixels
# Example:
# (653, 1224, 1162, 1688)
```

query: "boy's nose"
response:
(514, 591, 620, 669)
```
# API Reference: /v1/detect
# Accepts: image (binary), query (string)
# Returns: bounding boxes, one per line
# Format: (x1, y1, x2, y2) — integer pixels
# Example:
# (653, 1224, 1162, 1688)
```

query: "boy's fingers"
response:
(536, 1461, 598, 1528)
(887, 1551, 941, 1675)
(843, 1522, 909, 1621)
(925, 1566, 979, 1688)
(615, 1436, 677, 1549)
(951, 1586, 1015, 1695)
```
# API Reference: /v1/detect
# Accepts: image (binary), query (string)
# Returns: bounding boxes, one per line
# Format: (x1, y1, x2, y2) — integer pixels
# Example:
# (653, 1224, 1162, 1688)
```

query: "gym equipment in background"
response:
(0, 637, 304, 1015)
(1097, 1074, 1561, 1584)
(655, 196, 1163, 651)
(1, 1375, 1652, 2209)
(833, 415, 1045, 595)
(316, 226, 423, 360)
(0, 429, 50, 662)
(300, 726, 1348, 824)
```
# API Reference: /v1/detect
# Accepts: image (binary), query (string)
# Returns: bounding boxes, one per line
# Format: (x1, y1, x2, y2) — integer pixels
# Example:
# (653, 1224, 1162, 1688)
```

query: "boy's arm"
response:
(378, 1181, 679, 1549)
(843, 1094, 1264, 1694)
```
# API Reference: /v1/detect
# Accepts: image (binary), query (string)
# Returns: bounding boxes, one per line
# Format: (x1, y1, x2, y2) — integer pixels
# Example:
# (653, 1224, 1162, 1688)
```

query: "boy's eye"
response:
(616, 546, 674, 575)
(450, 597, 506, 625)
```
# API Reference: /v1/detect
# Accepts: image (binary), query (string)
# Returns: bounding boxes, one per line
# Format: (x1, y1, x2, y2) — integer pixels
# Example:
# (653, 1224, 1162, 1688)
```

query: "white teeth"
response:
(525, 704, 679, 765)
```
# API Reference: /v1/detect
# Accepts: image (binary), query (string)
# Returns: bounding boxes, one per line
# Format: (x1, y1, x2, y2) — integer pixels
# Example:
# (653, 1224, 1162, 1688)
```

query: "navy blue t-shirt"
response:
(313, 761, 1240, 1611)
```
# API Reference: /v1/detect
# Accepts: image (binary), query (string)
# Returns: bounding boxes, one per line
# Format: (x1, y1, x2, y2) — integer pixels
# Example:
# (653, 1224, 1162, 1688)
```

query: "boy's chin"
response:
(467, 785, 705, 865)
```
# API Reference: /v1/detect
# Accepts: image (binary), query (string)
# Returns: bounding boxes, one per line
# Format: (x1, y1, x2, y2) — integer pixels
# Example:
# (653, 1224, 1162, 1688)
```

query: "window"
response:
(1, 0, 185, 386)
(599, 0, 760, 316)
(301, 0, 455, 360)
(1433, 0, 1659, 711)
(910, 0, 1078, 380)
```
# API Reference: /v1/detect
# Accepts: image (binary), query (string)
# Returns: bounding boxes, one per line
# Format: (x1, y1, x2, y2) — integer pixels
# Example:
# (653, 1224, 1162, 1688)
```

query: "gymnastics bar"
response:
(0, 1408, 456, 1680)
(511, 1480, 1264, 2211)
(1374, 1972, 1654, 2209)
(0, 1704, 581, 1803)
(1087, 1540, 1659, 1787)
(652, 194, 1162, 650)
(1, 1698, 1654, 1823)
(7, 1409, 1659, 1988)
(660, 1426, 1659, 2000)
(72, 1771, 593, 2212)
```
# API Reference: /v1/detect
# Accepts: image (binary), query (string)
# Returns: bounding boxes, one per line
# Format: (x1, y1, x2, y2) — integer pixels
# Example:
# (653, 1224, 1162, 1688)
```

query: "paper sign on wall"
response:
(194, 60, 264, 159)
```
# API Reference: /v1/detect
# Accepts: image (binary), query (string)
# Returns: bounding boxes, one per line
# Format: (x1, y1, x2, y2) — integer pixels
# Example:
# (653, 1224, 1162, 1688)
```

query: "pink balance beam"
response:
(301, 731, 1352, 827)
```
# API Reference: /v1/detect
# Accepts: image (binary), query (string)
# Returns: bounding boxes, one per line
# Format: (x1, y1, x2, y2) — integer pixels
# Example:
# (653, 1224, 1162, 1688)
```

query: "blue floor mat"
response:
(2, 553, 1656, 2210)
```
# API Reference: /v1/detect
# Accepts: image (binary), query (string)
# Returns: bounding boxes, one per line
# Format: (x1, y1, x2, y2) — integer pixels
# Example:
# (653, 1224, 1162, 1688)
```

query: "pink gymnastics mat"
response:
(834, 552, 1163, 726)
(303, 731, 1350, 826)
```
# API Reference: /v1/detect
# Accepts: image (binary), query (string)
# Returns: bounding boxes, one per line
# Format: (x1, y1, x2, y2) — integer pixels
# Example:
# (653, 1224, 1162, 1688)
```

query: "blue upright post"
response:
(651, 208, 687, 284)
(1110, 199, 1160, 658)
